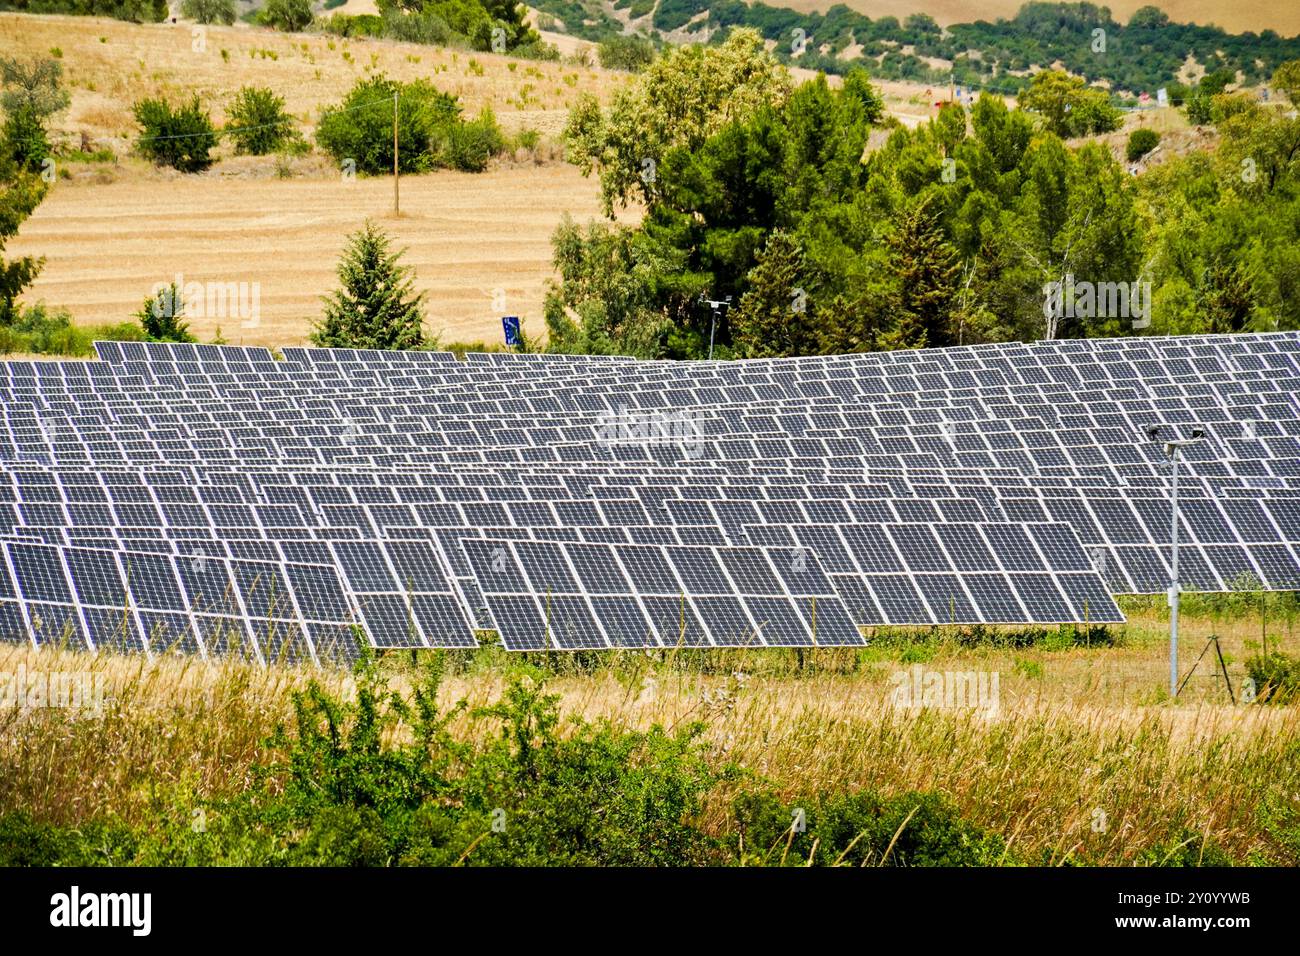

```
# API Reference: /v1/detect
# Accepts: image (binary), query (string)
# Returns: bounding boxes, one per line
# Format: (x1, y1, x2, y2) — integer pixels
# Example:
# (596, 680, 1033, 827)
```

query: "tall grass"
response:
(2, 602, 1298, 864)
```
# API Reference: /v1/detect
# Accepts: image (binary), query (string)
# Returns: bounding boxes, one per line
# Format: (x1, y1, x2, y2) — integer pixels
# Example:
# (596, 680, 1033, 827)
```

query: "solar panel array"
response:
(1, 331, 1297, 662)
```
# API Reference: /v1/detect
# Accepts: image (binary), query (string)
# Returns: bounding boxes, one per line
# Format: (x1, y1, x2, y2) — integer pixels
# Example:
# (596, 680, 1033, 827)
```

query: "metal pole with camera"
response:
(700, 295, 732, 360)
(1145, 424, 1205, 697)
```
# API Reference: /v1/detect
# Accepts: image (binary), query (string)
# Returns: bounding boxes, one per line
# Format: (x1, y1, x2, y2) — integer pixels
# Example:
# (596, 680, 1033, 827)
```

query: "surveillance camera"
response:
(1191, 427, 1205, 439)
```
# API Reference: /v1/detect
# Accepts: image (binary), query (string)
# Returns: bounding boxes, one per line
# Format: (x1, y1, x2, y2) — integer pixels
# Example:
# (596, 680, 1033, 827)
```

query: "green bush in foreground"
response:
(134, 283, 196, 343)
(0, 302, 145, 356)
(0, 657, 1015, 867)
(1247, 651, 1300, 704)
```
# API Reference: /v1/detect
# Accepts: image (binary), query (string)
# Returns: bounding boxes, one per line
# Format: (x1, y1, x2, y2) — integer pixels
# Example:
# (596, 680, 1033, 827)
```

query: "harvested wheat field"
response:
(10, 164, 614, 346)
(1, 13, 634, 345)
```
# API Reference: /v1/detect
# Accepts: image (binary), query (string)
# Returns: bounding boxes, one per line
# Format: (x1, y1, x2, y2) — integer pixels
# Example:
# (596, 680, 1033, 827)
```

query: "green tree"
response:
(181, 0, 236, 25)
(226, 86, 297, 156)
(316, 75, 459, 175)
(1019, 70, 1120, 138)
(1, 56, 70, 171)
(597, 36, 656, 73)
(1196, 259, 1257, 333)
(133, 96, 218, 173)
(883, 197, 961, 349)
(261, 0, 313, 32)
(1273, 59, 1300, 107)
(564, 28, 792, 215)
(314, 222, 427, 350)
(134, 283, 195, 342)
(543, 215, 683, 357)
(0, 149, 46, 327)
(730, 231, 820, 358)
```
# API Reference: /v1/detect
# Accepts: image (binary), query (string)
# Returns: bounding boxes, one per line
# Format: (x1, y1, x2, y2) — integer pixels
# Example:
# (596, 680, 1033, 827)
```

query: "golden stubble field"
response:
(11, 165, 613, 347)
(2, 13, 635, 345)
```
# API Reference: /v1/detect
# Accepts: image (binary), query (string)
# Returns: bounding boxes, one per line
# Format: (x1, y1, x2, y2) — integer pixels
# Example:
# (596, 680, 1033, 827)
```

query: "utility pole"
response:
(393, 91, 400, 217)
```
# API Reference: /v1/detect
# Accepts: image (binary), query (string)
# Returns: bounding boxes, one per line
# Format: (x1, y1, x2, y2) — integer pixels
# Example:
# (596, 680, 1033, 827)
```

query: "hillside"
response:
(775, 0, 1300, 36)
(1, 13, 630, 346)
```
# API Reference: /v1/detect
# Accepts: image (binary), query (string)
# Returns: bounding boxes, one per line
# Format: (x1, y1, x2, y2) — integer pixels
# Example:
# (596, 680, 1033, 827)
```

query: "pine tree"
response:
(313, 222, 427, 350)
(882, 197, 961, 350)
(731, 230, 820, 358)
(134, 283, 195, 342)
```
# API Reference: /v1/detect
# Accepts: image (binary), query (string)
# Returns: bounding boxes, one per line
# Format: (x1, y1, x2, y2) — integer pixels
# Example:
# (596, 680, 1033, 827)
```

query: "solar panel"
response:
(3, 332, 1299, 660)
(460, 538, 863, 649)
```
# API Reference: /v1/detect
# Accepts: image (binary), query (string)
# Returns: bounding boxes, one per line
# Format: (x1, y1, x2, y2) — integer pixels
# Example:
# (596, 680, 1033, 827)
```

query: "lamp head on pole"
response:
(1144, 424, 1205, 459)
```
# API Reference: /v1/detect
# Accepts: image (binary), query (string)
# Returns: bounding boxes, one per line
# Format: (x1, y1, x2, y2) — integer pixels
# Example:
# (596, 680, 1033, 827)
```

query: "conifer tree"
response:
(882, 197, 961, 350)
(731, 230, 819, 358)
(313, 222, 427, 350)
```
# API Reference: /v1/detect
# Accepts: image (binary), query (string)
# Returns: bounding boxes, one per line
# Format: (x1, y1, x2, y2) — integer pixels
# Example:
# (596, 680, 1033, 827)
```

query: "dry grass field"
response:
(9, 164, 613, 346)
(2, 604, 1297, 863)
(1, 13, 634, 345)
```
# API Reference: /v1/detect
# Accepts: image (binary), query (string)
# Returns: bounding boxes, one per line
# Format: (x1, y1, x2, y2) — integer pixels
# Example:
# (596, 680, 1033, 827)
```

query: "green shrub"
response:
(732, 789, 1007, 866)
(597, 35, 656, 72)
(260, 0, 313, 32)
(1246, 652, 1300, 704)
(379, 8, 457, 44)
(1, 54, 69, 171)
(513, 39, 560, 62)
(316, 75, 460, 175)
(134, 283, 196, 342)
(133, 95, 217, 172)
(1126, 127, 1160, 162)
(1134, 830, 1235, 866)
(0, 302, 144, 357)
(226, 86, 297, 155)
(0, 811, 137, 866)
(439, 107, 504, 172)
(2, 107, 51, 171)
(181, 0, 235, 25)
(321, 12, 387, 37)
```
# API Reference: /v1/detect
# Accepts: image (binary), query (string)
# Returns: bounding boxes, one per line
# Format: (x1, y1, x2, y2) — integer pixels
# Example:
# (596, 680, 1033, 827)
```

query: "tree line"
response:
(551, 30, 1300, 359)
(528, 1, 1300, 98)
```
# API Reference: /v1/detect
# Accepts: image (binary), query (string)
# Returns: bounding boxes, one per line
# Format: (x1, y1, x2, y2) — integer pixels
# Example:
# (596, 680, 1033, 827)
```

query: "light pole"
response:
(1145, 424, 1205, 697)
